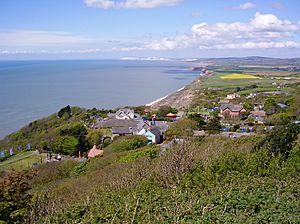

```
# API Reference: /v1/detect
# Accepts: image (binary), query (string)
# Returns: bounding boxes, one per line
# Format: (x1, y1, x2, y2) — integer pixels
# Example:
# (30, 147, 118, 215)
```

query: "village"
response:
(86, 86, 294, 158)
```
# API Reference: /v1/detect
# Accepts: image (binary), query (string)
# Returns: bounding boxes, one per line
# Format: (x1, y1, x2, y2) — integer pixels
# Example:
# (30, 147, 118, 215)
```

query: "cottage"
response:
(226, 93, 240, 100)
(143, 127, 162, 144)
(249, 110, 267, 124)
(116, 108, 135, 120)
(88, 144, 103, 158)
(112, 127, 134, 136)
(165, 113, 177, 122)
(220, 104, 246, 119)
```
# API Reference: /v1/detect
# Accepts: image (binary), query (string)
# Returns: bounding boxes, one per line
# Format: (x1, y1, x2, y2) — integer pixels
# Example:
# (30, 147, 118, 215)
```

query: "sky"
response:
(0, 0, 300, 59)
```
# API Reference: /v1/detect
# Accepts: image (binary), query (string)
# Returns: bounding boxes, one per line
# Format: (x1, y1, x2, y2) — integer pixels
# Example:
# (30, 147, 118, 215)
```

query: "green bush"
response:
(0, 171, 34, 224)
(118, 146, 159, 163)
(111, 135, 148, 152)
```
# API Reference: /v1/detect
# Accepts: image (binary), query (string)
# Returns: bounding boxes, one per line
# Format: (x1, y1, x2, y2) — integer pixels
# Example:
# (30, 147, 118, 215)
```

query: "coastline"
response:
(147, 74, 204, 110)
(145, 86, 186, 107)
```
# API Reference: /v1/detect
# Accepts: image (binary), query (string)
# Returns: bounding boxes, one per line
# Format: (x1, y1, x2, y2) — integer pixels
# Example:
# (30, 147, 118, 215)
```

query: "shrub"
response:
(255, 123, 300, 160)
(112, 135, 148, 152)
(165, 118, 197, 138)
(118, 146, 159, 163)
(0, 171, 34, 223)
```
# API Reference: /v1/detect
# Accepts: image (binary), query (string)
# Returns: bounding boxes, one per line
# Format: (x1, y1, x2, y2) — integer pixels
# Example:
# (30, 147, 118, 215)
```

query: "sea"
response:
(0, 60, 200, 139)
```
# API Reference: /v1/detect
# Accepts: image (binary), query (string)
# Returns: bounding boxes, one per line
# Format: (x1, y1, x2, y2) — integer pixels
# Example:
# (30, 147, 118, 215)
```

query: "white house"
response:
(226, 93, 240, 100)
(116, 109, 135, 120)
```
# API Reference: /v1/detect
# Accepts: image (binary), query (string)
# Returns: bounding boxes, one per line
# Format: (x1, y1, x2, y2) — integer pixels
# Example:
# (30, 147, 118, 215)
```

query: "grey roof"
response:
(112, 127, 133, 134)
(152, 121, 168, 133)
(150, 127, 161, 137)
(277, 103, 288, 108)
(220, 104, 245, 112)
(94, 118, 139, 129)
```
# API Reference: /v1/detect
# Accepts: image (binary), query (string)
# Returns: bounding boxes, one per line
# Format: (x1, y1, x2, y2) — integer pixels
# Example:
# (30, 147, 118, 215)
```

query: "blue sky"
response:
(0, 0, 300, 59)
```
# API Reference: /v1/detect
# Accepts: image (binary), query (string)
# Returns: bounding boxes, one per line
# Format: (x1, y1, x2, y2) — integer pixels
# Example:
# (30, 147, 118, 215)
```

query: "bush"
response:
(255, 123, 300, 160)
(118, 146, 159, 163)
(0, 171, 34, 223)
(111, 136, 148, 152)
(165, 118, 197, 138)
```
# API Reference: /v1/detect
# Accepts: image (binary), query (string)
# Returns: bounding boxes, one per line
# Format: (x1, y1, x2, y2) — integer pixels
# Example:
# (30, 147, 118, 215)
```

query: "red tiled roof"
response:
(88, 144, 103, 158)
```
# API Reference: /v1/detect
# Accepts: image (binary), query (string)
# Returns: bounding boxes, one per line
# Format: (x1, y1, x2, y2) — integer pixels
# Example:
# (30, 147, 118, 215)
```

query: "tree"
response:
(59, 122, 88, 154)
(165, 118, 197, 138)
(255, 123, 300, 160)
(264, 98, 277, 115)
(57, 105, 72, 118)
(52, 136, 79, 155)
(187, 114, 206, 130)
(206, 117, 222, 134)
(266, 113, 294, 126)
(156, 106, 178, 118)
(86, 129, 104, 148)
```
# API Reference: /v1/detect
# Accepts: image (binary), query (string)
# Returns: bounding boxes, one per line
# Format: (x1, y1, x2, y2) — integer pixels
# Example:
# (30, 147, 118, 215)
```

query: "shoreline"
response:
(146, 73, 204, 110)
(145, 86, 186, 107)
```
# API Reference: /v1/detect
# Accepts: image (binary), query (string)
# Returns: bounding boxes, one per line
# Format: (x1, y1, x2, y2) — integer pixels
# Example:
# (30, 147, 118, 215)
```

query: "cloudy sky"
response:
(1, 0, 300, 59)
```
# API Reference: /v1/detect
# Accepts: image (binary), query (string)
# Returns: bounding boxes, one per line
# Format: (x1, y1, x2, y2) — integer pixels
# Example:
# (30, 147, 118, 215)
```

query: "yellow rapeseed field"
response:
(220, 73, 261, 79)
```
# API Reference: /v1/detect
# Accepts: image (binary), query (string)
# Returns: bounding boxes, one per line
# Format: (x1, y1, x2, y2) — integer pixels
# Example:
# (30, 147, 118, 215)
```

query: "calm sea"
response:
(0, 60, 199, 139)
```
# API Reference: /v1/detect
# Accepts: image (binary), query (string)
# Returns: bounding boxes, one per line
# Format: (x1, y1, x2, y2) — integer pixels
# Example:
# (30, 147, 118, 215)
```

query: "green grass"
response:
(201, 70, 292, 89)
(0, 152, 44, 171)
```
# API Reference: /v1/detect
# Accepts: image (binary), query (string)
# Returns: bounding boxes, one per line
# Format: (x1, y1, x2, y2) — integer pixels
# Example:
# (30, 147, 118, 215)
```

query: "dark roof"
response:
(150, 127, 161, 137)
(94, 118, 140, 129)
(221, 104, 245, 112)
(112, 127, 133, 134)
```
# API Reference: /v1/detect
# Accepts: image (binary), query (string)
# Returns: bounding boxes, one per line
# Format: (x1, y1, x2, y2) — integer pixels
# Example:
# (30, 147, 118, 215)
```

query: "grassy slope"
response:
(25, 135, 300, 223)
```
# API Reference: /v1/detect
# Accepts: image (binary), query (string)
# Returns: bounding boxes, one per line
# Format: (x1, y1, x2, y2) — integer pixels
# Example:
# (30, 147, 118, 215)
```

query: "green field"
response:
(201, 68, 296, 90)
(0, 151, 44, 171)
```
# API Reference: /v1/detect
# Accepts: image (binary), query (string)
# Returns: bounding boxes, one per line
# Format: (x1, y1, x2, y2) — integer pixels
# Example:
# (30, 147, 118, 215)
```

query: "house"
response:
(88, 144, 103, 158)
(143, 127, 162, 144)
(249, 110, 267, 124)
(246, 92, 257, 99)
(112, 127, 134, 136)
(94, 118, 140, 130)
(277, 103, 288, 109)
(165, 113, 177, 122)
(116, 108, 135, 119)
(253, 103, 264, 111)
(220, 104, 246, 119)
(226, 93, 240, 100)
(137, 121, 168, 142)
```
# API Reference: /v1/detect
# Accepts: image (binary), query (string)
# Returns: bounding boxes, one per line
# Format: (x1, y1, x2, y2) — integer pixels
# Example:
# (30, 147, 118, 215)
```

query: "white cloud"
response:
(0, 30, 94, 46)
(144, 12, 300, 50)
(84, 0, 183, 9)
(237, 2, 256, 9)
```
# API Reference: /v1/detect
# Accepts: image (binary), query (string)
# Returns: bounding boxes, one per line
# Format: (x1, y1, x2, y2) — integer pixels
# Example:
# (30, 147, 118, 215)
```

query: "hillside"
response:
(201, 56, 300, 66)
(1, 126, 299, 223)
